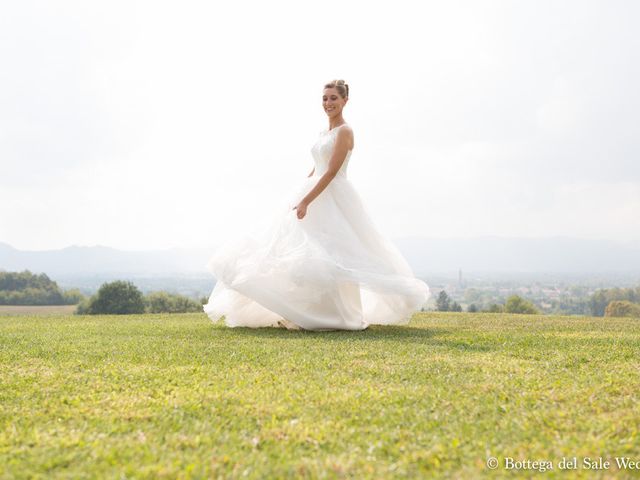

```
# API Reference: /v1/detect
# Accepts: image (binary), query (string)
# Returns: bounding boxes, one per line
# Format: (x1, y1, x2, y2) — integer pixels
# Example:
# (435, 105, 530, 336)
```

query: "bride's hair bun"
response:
(324, 79, 349, 98)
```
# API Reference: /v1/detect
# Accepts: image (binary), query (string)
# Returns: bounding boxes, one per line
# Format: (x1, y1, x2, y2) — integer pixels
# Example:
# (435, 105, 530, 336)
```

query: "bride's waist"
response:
(310, 172, 349, 182)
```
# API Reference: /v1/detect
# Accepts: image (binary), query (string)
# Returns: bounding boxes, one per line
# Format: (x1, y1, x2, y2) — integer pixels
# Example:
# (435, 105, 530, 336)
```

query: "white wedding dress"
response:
(203, 124, 430, 331)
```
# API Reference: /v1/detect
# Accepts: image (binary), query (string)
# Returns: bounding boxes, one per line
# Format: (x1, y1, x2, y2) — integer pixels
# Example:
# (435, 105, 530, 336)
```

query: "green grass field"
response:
(1, 312, 639, 479)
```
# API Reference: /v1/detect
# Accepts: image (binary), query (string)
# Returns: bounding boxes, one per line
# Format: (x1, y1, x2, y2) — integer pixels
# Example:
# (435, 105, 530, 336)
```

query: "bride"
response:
(203, 79, 430, 331)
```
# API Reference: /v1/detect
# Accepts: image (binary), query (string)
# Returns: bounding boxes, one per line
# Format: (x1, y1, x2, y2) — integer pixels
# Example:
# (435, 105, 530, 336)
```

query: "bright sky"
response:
(1, 0, 639, 250)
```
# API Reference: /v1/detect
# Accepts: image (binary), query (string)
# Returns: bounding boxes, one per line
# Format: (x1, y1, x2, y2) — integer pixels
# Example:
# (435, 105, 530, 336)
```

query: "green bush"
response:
(504, 295, 539, 314)
(145, 292, 202, 314)
(81, 281, 145, 315)
(75, 298, 91, 315)
(604, 300, 640, 318)
(76, 285, 204, 315)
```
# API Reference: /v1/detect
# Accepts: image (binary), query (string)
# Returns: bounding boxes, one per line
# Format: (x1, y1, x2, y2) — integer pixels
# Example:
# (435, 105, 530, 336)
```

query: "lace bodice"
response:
(310, 124, 353, 178)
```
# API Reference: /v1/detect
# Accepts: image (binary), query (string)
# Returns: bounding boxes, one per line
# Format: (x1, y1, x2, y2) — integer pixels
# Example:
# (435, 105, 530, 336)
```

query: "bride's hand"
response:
(292, 201, 308, 220)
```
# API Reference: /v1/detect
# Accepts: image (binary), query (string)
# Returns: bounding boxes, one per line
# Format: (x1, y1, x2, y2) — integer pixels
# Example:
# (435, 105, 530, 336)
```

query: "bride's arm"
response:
(307, 167, 315, 177)
(293, 127, 353, 219)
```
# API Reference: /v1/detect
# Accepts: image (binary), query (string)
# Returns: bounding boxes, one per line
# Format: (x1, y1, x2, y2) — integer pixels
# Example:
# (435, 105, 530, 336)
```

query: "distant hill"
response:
(394, 236, 640, 275)
(0, 242, 214, 276)
(1, 236, 640, 278)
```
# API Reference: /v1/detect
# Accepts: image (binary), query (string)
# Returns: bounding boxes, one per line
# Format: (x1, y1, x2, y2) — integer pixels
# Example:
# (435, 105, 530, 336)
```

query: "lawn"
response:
(1, 312, 639, 479)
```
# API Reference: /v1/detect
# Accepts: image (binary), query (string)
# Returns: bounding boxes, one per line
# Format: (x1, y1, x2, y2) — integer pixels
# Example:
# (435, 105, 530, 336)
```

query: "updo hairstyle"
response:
(324, 79, 349, 99)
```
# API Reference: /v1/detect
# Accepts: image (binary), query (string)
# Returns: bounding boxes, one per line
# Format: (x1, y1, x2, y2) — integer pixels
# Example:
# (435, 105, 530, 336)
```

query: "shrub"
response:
(83, 281, 145, 315)
(604, 300, 640, 318)
(504, 295, 539, 314)
(75, 297, 91, 315)
(145, 291, 201, 314)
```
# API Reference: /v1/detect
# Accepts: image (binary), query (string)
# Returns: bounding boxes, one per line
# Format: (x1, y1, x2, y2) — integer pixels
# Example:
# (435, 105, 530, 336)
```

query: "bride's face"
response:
(322, 87, 347, 118)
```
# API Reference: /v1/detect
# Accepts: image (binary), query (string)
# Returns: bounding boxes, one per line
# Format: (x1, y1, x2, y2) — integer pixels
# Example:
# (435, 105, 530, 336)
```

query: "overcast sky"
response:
(1, 0, 639, 251)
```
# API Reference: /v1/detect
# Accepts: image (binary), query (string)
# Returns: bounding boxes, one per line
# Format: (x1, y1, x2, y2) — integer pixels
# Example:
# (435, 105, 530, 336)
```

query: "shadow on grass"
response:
(212, 324, 495, 352)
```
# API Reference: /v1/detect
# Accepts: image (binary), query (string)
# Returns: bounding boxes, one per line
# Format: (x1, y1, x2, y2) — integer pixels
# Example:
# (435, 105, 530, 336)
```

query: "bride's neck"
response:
(329, 116, 346, 130)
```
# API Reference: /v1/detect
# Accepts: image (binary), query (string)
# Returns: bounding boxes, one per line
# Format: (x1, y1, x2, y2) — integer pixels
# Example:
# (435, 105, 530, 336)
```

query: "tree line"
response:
(3, 270, 638, 318)
(0, 270, 82, 305)
(75, 280, 204, 315)
(434, 286, 640, 317)
(434, 290, 540, 314)
(0, 271, 205, 314)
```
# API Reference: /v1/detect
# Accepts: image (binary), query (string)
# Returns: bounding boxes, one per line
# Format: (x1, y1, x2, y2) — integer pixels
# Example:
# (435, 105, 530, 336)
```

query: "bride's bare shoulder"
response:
(336, 124, 354, 149)
(340, 123, 353, 134)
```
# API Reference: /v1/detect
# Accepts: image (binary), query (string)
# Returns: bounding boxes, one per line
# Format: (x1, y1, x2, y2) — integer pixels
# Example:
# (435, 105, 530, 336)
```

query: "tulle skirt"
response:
(204, 175, 430, 331)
